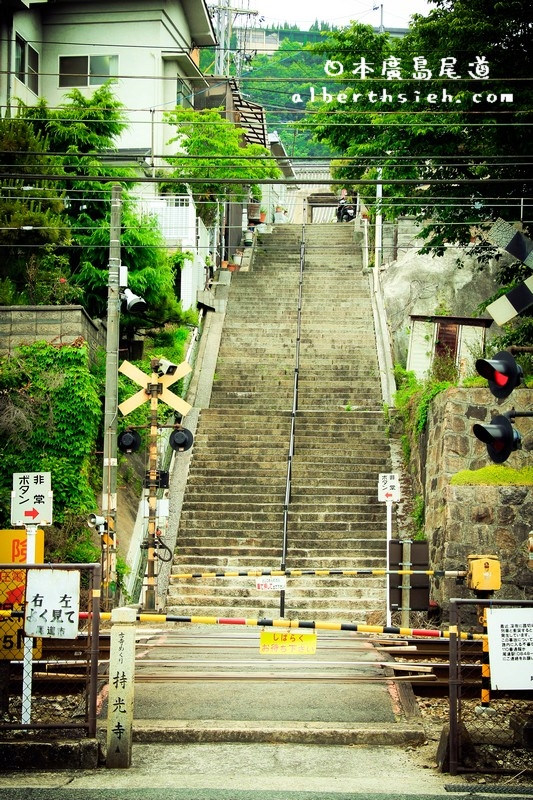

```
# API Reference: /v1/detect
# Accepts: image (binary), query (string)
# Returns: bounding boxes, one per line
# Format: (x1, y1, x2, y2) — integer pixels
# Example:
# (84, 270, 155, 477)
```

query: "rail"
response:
(279, 223, 306, 617)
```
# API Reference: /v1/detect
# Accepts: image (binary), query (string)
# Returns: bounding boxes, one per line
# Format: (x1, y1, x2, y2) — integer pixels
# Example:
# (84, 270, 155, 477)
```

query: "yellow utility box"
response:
(467, 554, 501, 593)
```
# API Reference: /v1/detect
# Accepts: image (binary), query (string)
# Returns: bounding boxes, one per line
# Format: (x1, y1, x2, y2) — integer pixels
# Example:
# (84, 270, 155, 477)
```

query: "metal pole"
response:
(374, 168, 383, 269)
(88, 563, 101, 737)
(102, 184, 122, 609)
(21, 524, 37, 724)
(400, 538, 411, 628)
(144, 359, 161, 611)
(385, 499, 392, 626)
(448, 600, 459, 776)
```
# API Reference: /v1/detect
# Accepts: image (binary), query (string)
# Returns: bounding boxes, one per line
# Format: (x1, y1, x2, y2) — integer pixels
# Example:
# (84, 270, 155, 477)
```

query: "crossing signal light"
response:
(169, 427, 193, 452)
(118, 428, 142, 453)
(475, 350, 523, 398)
(473, 413, 522, 463)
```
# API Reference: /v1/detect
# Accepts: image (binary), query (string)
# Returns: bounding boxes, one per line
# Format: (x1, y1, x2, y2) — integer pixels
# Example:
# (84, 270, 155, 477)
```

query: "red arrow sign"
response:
(24, 508, 39, 519)
(385, 492, 393, 498)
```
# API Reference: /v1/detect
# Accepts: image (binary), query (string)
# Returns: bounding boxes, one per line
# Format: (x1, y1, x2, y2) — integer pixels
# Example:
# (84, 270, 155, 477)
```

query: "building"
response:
(0, 0, 217, 157)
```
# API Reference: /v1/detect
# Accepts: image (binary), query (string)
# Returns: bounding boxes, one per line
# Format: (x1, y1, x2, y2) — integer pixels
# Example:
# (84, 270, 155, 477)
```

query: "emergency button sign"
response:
(11, 472, 53, 527)
(378, 473, 400, 503)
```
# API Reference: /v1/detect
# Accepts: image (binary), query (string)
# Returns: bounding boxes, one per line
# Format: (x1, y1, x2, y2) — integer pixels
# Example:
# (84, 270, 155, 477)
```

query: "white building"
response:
(0, 0, 216, 158)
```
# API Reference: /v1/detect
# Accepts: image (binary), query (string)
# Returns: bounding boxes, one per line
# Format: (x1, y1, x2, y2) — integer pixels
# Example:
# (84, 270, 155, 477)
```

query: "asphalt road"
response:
(1, 743, 532, 800)
(0, 790, 531, 800)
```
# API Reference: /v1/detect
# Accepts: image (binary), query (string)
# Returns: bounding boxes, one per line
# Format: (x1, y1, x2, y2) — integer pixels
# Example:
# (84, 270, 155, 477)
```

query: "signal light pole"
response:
(473, 350, 532, 463)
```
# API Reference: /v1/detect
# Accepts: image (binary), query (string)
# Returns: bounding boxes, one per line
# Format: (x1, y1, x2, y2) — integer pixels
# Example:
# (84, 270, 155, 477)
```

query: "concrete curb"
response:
(123, 720, 427, 746)
(0, 739, 101, 771)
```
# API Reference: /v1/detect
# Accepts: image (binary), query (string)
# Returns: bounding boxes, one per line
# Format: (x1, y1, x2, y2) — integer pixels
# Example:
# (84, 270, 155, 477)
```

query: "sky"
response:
(248, 0, 434, 31)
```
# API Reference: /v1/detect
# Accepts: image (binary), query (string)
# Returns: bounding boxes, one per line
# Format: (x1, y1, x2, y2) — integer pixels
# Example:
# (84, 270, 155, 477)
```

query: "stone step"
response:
(167, 580, 384, 598)
(171, 554, 386, 571)
(174, 554, 387, 572)
(180, 508, 385, 523)
(167, 585, 385, 603)
(165, 602, 383, 621)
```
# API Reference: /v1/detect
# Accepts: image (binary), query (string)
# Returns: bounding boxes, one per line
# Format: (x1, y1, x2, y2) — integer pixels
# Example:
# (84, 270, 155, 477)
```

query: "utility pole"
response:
(144, 358, 162, 611)
(101, 184, 122, 609)
(213, 1, 258, 77)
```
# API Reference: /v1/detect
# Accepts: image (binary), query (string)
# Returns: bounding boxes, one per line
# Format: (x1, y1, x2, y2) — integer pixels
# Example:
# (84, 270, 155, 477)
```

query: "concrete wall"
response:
(0, 305, 106, 358)
(411, 387, 533, 609)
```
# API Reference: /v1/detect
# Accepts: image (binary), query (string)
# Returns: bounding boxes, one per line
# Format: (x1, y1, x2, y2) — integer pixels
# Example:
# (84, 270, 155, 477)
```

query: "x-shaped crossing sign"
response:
(118, 360, 192, 417)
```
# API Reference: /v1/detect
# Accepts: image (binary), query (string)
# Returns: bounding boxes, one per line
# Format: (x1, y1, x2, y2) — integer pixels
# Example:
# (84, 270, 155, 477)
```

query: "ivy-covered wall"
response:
(0, 339, 102, 561)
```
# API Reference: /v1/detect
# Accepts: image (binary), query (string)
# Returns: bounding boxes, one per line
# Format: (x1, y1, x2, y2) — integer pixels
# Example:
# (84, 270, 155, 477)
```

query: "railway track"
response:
(13, 629, 483, 697)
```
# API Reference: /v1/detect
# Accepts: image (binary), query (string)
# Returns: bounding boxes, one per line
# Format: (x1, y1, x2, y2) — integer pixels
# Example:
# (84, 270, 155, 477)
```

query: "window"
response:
(176, 77, 193, 109)
(15, 35, 26, 82)
(59, 54, 118, 88)
(27, 45, 39, 94)
(14, 34, 39, 95)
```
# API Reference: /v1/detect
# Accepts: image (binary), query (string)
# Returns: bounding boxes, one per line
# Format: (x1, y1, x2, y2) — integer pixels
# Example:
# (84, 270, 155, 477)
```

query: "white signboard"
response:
(378, 473, 400, 503)
(24, 569, 80, 639)
(11, 472, 53, 527)
(255, 576, 287, 591)
(486, 607, 533, 690)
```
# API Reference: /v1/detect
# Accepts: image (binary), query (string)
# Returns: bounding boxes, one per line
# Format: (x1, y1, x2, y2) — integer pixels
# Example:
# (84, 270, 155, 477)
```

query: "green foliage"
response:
(242, 39, 337, 158)
(306, 2, 533, 289)
(0, 341, 102, 526)
(451, 466, 533, 486)
(0, 117, 71, 301)
(164, 106, 282, 224)
(411, 495, 426, 540)
(393, 364, 452, 467)
(43, 513, 100, 563)
(115, 556, 132, 604)
(6, 85, 192, 338)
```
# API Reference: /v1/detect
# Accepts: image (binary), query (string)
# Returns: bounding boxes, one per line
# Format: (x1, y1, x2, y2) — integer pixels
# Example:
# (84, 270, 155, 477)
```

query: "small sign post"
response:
(378, 473, 400, 626)
(10, 472, 53, 724)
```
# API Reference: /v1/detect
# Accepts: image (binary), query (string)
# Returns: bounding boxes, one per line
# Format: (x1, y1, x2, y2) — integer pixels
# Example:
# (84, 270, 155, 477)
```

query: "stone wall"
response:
(415, 387, 533, 609)
(0, 306, 106, 359)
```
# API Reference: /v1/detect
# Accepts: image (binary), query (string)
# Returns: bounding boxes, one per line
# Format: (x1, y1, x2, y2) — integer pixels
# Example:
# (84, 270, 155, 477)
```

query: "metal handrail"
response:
(279, 224, 306, 617)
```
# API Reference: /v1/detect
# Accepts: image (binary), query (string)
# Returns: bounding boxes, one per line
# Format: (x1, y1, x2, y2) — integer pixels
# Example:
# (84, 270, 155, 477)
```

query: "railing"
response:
(447, 597, 533, 776)
(279, 225, 306, 617)
(0, 563, 101, 738)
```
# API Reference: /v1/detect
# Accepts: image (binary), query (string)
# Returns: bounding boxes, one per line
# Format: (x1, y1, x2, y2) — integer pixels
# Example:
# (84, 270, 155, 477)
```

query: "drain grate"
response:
(445, 785, 533, 796)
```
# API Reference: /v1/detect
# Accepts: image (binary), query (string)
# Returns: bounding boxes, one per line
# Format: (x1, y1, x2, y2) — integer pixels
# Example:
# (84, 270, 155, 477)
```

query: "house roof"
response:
(268, 132, 296, 180)
(162, 51, 210, 87)
(410, 314, 493, 328)
(26, 0, 217, 48)
(181, 0, 217, 48)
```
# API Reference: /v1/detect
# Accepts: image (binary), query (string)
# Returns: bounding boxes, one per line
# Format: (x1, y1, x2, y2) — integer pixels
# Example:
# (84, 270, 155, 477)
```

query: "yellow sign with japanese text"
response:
(0, 529, 44, 660)
(259, 630, 317, 655)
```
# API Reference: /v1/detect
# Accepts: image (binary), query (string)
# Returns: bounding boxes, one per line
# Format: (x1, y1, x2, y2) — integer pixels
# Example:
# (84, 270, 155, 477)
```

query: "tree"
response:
(17, 85, 188, 332)
(308, 2, 533, 259)
(164, 106, 282, 224)
(243, 39, 337, 158)
(0, 118, 75, 304)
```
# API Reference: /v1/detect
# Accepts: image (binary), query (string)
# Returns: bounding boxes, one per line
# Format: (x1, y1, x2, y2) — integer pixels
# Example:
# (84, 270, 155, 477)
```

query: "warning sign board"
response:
(0, 529, 44, 660)
(259, 630, 317, 655)
(486, 607, 533, 690)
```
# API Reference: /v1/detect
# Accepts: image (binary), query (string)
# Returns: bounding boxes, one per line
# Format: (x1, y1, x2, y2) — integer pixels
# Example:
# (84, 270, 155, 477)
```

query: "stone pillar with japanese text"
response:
(106, 607, 136, 768)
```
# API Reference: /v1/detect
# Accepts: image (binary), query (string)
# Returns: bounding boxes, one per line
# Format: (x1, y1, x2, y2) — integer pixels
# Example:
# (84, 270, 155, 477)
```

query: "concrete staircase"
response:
(167, 224, 393, 621)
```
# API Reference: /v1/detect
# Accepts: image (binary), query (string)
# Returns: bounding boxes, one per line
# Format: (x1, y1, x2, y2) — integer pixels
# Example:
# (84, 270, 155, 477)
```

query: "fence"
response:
(0, 563, 101, 738)
(448, 598, 533, 776)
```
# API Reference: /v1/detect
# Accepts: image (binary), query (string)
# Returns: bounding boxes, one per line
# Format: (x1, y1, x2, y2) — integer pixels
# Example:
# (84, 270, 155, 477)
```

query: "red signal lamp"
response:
(473, 413, 522, 463)
(475, 350, 523, 399)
